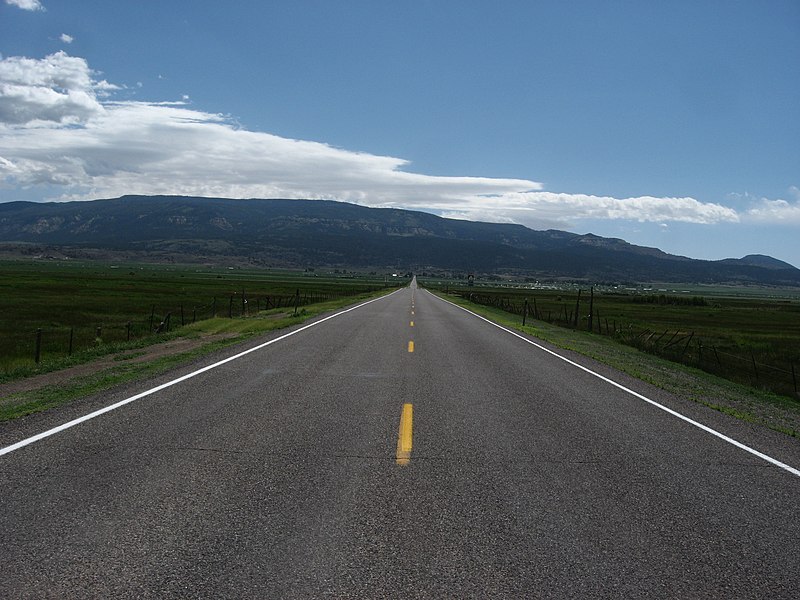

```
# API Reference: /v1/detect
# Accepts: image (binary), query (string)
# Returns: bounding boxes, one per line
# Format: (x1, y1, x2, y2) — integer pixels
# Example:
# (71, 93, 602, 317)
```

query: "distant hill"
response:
(1, 195, 798, 286)
(719, 254, 797, 271)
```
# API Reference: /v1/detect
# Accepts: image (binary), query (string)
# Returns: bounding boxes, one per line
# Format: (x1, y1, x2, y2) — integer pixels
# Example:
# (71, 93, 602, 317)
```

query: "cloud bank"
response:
(0, 52, 744, 228)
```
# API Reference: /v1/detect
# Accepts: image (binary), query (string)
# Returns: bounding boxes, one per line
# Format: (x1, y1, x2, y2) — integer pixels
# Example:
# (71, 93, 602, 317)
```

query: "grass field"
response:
(420, 278, 800, 399)
(0, 260, 405, 376)
(431, 291, 800, 438)
(1, 261, 798, 431)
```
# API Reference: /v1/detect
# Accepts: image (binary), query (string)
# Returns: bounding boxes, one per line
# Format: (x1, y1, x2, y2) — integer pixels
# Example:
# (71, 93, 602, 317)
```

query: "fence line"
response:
(12, 286, 384, 369)
(452, 290, 799, 400)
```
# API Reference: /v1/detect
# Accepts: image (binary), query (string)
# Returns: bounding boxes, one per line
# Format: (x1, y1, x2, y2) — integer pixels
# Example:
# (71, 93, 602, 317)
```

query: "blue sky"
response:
(1, 0, 798, 267)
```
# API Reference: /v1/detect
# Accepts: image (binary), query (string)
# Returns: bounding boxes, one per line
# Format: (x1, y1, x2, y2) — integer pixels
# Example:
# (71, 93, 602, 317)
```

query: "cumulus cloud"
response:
(0, 52, 117, 125)
(59, 33, 74, 44)
(744, 188, 800, 224)
(5, 0, 44, 10)
(0, 51, 742, 229)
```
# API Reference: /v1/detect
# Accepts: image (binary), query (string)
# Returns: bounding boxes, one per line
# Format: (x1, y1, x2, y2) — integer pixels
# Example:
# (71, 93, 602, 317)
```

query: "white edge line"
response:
(0, 290, 402, 458)
(430, 290, 800, 478)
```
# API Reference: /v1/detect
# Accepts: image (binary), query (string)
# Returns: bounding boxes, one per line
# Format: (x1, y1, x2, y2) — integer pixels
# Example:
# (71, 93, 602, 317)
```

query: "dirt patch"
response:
(0, 333, 238, 399)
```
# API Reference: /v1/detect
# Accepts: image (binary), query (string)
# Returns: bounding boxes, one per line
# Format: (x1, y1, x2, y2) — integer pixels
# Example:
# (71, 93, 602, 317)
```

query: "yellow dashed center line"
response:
(410, 321, 414, 327)
(396, 403, 413, 466)
(408, 340, 414, 353)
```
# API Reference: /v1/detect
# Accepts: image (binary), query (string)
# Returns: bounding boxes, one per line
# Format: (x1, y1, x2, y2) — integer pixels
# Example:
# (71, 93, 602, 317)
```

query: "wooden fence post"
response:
(126, 321, 131, 341)
(588, 287, 594, 332)
(574, 289, 581, 327)
(68, 327, 74, 356)
(35, 328, 42, 364)
(680, 332, 694, 359)
(522, 299, 528, 326)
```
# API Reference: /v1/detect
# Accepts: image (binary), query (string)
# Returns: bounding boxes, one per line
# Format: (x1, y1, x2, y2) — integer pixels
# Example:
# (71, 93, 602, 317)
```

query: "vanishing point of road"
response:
(1, 279, 799, 598)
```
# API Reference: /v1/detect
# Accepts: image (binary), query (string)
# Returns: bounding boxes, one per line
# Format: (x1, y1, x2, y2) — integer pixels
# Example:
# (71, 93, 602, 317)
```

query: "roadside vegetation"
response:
(0, 260, 405, 421)
(422, 279, 800, 399)
(0, 260, 403, 375)
(421, 279, 800, 437)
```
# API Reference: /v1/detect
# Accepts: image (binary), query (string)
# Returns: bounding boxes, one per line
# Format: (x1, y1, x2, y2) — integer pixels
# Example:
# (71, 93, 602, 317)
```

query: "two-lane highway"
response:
(1, 281, 799, 598)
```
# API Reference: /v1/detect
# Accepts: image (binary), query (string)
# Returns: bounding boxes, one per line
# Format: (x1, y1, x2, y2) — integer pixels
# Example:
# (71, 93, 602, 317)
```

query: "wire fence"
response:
(10, 287, 375, 370)
(452, 290, 800, 400)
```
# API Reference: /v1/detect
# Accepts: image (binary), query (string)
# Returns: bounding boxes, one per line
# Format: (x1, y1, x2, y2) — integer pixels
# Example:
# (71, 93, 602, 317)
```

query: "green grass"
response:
(0, 336, 240, 422)
(433, 291, 800, 438)
(0, 287, 395, 422)
(421, 279, 800, 398)
(0, 259, 405, 373)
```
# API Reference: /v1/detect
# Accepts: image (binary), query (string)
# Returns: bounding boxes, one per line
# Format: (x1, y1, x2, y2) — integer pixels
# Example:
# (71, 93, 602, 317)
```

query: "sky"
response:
(1, 0, 798, 267)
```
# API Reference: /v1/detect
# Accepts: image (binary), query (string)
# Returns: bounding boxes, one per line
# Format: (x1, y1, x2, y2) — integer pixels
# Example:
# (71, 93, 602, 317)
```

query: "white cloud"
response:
(0, 52, 117, 125)
(744, 188, 800, 224)
(5, 0, 44, 10)
(0, 100, 540, 202)
(59, 33, 74, 44)
(0, 51, 743, 229)
(437, 192, 738, 227)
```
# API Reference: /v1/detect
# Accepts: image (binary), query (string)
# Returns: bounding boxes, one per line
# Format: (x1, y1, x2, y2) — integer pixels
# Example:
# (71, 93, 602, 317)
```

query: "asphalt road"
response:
(2, 281, 799, 598)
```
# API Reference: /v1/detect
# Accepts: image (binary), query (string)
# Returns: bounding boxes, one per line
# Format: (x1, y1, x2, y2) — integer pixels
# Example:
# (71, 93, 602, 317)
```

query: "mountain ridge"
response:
(0, 195, 797, 286)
